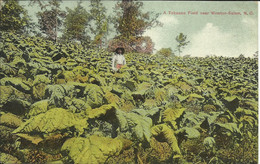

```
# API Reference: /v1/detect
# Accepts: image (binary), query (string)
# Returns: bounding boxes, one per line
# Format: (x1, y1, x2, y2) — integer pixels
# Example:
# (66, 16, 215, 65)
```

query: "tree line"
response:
(0, 0, 189, 55)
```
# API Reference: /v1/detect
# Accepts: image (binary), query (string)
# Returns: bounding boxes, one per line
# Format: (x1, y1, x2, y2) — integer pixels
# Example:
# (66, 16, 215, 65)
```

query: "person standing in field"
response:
(112, 47, 126, 72)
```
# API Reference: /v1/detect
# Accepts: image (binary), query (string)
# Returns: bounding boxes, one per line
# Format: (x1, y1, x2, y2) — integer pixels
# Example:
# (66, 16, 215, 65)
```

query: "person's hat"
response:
(115, 47, 125, 54)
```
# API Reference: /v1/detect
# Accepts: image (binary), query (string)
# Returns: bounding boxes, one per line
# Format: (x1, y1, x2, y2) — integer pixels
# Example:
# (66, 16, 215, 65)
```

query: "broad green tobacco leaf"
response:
(154, 88, 166, 103)
(176, 127, 200, 139)
(151, 124, 182, 158)
(74, 57, 85, 64)
(224, 96, 239, 102)
(111, 85, 124, 96)
(213, 122, 241, 137)
(218, 110, 238, 123)
(239, 115, 257, 128)
(166, 86, 179, 99)
(66, 61, 78, 67)
(72, 66, 87, 75)
(143, 99, 157, 109)
(150, 70, 161, 76)
(113, 71, 131, 80)
(0, 63, 17, 75)
(202, 113, 222, 125)
(46, 63, 64, 72)
(163, 108, 185, 129)
(137, 66, 145, 71)
(10, 56, 26, 67)
(61, 136, 131, 164)
(0, 112, 23, 128)
(30, 67, 52, 77)
(26, 100, 49, 118)
(52, 52, 68, 61)
(175, 94, 189, 102)
(18, 69, 26, 76)
(64, 97, 90, 113)
(188, 93, 204, 101)
(45, 84, 76, 107)
(13, 108, 88, 135)
(27, 61, 42, 69)
(123, 79, 137, 91)
(176, 81, 192, 93)
(137, 74, 151, 82)
(60, 71, 76, 82)
(15, 133, 43, 145)
(211, 98, 224, 109)
(132, 82, 152, 99)
(0, 77, 31, 93)
(131, 108, 160, 118)
(121, 89, 135, 103)
(33, 57, 52, 65)
(242, 99, 258, 111)
(0, 86, 29, 105)
(91, 73, 107, 86)
(103, 91, 122, 108)
(32, 83, 46, 100)
(116, 109, 154, 142)
(181, 111, 221, 128)
(84, 84, 105, 108)
(87, 104, 117, 119)
(222, 96, 240, 112)
(0, 58, 17, 75)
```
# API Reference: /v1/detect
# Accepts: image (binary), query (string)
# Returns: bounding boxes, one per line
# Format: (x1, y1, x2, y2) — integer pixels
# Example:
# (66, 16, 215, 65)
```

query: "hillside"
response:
(0, 32, 258, 163)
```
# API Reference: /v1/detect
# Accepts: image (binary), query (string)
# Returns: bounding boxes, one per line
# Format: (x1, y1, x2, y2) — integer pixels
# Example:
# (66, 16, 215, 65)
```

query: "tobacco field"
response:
(0, 32, 258, 164)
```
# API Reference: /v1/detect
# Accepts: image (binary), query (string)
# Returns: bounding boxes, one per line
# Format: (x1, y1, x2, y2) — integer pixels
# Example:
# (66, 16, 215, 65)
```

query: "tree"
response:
(239, 54, 245, 58)
(62, 1, 90, 42)
(0, 0, 3, 11)
(107, 37, 131, 53)
(111, 0, 160, 53)
(114, 1, 160, 40)
(108, 35, 154, 54)
(0, 0, 30, 33)
(29, 0, 48, 10)
(175, 33, 190, 56)
(37, 0, 65, 42)
(89, 0, 109, 48)
(134, 36, 154, 54)
(157, 48, 173, 57)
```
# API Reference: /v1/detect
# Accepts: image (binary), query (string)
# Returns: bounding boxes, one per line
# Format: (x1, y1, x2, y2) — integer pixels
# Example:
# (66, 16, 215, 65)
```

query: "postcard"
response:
(0, 1, 258, 164)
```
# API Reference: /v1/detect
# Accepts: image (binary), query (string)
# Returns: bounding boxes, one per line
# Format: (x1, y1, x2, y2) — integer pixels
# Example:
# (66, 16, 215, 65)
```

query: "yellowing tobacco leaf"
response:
(26, 100, 49, 118)
(151, 124, 181, 158)
(13, 108, 88, 135)
(61, 135, 131, 164)
(86, 104, 117, 119)
(163, 108, 185, 129)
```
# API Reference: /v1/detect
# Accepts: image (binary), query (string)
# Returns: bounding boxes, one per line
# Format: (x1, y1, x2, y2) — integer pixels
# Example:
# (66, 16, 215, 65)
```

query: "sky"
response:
(20, 1, 258, 57)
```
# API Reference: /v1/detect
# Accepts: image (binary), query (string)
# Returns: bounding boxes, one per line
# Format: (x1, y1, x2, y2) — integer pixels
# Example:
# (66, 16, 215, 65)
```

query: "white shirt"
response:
(112, 54, 126, 71)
